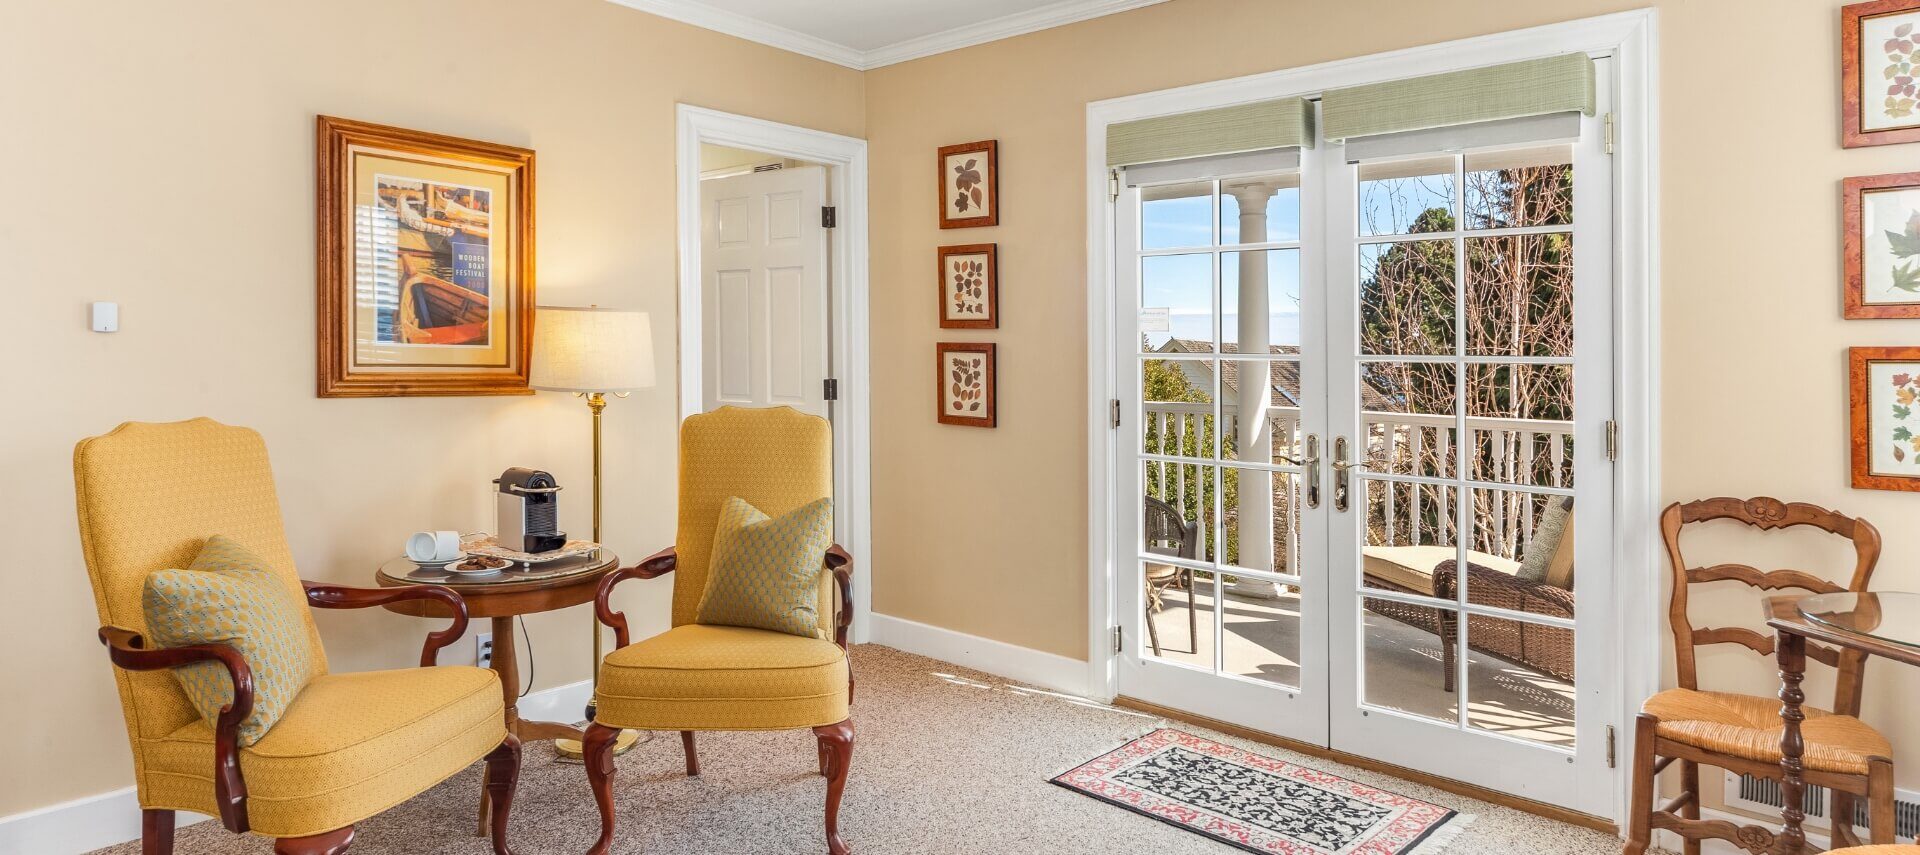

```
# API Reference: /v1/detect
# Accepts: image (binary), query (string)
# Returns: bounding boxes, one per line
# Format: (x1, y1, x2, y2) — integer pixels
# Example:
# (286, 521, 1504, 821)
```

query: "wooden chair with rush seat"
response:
(1622, 497, 1895, 854)
(75, 419, 521, 855)
(581, 405, 857, 855)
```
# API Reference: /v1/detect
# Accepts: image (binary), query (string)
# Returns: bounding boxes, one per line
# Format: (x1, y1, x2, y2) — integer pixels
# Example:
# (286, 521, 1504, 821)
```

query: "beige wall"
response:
(0, 0, 862, 817)
(863, 0, 1920, 789)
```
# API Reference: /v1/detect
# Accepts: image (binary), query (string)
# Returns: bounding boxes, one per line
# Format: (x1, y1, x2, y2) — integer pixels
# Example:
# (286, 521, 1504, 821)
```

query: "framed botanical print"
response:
(937, 140, 998, 229)
(1843, 1, 1920, 147)
(1851, 347, 1920, 490)
(938, 244, 998, 329)
(1845, 172, 1920, 317)
(936, 342, 996, 427)
(317, 116, 535, 397)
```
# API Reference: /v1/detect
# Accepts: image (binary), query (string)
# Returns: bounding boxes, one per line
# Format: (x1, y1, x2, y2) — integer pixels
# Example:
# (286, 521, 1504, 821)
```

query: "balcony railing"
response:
(1142, 401, 1575, 566)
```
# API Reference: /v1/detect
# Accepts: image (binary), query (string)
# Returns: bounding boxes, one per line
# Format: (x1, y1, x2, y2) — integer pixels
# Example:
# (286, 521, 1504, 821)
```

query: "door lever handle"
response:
(1301, 434, 1321, 509)
(1332, 436, 1354, 512)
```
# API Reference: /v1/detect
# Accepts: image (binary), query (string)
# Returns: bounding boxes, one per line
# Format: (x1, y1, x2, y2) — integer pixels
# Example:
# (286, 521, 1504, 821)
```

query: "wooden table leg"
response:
(477, 616, 517, 836)
(1776, 628, 1808, 855)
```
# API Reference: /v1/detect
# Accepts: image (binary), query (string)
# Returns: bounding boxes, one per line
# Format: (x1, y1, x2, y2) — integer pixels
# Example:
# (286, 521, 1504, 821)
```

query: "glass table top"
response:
(1797, 592, 1920, 650)
(377, 548, 617, 588)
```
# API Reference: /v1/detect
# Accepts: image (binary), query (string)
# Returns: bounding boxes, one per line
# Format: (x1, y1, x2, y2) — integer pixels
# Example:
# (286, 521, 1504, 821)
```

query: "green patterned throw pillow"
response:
(695, 496, 834, 638)
(142, 535, 318, 746)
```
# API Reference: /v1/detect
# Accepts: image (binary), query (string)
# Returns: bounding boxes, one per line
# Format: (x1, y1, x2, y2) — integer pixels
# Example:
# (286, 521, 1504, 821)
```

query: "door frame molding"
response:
(1083, 8, 1658, 825)
(675, 103, 873, 642)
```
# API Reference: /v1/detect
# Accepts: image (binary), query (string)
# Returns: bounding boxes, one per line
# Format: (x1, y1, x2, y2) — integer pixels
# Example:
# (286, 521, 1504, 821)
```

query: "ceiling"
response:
(607, 0, 1168, 69)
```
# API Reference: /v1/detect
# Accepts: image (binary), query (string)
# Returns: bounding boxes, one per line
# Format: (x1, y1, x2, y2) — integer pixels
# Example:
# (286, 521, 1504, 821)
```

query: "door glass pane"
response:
(1360, 362, 1457, 477)
(1464, 145, 1573, 229)
(1142, 358, 1215, 459)
(1144, 564, 1216, 670)
(1465, 234, 1573, 357)
(1222, 249, 1303, 351)
(1360, 157, 1456, 237)
(1360, 241, 1456, 355)
(1226, 574, 1302, 688)
(1465, 613, 1577, 747)
(1363, 477, 1457, 571)
(1220, 468, 1303, 576)
(1142, 253, 1214, 352)
(1218, 357, 1296, 464)
(1141, 180, 1214, 250)
(1221, 176, 1302, 243)
(1362, 596, 1457, 724)
(1462, 488, 1576, 604)
(1466, 364, 1574, 486)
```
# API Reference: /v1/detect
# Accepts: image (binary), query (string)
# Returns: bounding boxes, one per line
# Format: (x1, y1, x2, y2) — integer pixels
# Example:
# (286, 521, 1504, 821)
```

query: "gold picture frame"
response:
(317, 116, 535, 397)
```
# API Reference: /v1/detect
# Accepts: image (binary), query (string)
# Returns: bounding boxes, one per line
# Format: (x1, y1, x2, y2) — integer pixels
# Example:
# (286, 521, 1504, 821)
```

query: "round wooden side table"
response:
(376, 550, 631, 833)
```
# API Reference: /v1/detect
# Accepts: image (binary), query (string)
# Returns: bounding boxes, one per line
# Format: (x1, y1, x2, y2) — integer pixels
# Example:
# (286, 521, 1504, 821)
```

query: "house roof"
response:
(1157, 339, 1397, 412)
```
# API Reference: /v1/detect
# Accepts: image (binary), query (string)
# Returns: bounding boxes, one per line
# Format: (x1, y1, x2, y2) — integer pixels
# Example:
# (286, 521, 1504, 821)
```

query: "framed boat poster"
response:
(317, 116, 535, 397)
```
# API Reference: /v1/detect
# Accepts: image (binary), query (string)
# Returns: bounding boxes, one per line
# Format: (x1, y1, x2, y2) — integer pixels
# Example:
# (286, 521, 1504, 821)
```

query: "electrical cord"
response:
(518, 615, 534, 699)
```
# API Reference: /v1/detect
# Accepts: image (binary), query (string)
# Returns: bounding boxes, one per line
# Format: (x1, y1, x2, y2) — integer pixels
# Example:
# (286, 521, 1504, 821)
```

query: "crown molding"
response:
(605, 0, 1169, 70)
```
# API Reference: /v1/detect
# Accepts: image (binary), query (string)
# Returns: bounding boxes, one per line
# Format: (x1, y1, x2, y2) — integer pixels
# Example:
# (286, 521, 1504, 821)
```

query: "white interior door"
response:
(701, 165, 830, 417)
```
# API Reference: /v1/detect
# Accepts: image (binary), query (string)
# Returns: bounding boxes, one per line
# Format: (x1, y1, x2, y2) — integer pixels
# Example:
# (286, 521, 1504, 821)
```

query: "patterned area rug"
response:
(1051, 729, 1472, 855)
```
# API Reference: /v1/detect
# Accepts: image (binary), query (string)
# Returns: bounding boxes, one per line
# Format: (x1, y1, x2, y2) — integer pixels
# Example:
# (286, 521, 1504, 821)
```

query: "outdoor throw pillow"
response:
(142, 535, 318, 746)
(1516, 496, 1574, 584)
(695, 496, 834, 638)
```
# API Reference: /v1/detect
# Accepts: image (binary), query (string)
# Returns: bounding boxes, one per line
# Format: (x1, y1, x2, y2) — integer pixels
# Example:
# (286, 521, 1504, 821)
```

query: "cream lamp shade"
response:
(530, 306, 656, 393)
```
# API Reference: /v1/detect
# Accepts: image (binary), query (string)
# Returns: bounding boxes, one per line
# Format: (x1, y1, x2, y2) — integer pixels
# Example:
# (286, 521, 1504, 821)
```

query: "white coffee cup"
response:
(406, 530, 461, 563)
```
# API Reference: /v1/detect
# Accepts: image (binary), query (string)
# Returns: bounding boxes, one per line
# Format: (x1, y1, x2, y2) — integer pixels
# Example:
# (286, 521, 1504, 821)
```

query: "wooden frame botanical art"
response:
(936, 343, 996, 427)
(1845, 172, 1920, 317)
(1850, 347, 1920, 491)
(937, 140, 998, 229)
(1843, 1, 1920, 148)
(937, 244, 998, 329)
(317, 116, 535, 397)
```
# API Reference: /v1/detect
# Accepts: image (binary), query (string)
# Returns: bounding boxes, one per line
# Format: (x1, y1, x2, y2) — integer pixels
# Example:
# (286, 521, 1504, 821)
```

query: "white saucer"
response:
(409, 551, 469, 568)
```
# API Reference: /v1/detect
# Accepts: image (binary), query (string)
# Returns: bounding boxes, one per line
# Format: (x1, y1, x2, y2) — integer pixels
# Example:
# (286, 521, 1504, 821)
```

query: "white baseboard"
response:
(0, 678, 595, 854)
(868, 612, 1090, 697)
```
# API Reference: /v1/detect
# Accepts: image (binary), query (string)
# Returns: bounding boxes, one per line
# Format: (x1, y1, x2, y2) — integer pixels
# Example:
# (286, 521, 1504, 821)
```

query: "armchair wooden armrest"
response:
(596, 547, 677, 649)
(826, 545, 853, 649)
(98, 626, 254, 834)
(301, 582, 469, 667)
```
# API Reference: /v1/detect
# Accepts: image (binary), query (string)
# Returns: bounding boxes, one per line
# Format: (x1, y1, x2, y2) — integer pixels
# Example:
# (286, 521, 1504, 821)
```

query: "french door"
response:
(1113, 64, 1615, 814)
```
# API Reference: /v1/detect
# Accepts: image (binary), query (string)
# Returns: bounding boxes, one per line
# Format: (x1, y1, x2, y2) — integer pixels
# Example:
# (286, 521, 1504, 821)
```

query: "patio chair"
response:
(1144, 496, 1200, 656)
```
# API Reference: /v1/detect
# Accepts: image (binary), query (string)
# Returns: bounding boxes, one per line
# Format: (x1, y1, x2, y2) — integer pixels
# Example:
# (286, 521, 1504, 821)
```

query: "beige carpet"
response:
(92, 645, 1622, 854)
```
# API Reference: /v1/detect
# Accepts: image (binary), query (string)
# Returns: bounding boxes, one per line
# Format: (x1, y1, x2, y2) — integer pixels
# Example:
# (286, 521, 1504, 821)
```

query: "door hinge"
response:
(1108, 168, 1121, 202)
(1605, 419, 1620, 462)
(1604, 112, 1616, 155)
(1606, 725, 1617, 768)
(1110, 398, 1121, 428)
(1112, 625, 1124, 655)
(821, 206, 837, 228)
(823, 378, 838, 401)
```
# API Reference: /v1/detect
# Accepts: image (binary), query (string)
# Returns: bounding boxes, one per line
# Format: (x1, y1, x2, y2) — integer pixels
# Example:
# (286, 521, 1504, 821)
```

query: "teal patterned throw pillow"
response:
(695, 496, 834, 638)
(142, 535, 318, 746)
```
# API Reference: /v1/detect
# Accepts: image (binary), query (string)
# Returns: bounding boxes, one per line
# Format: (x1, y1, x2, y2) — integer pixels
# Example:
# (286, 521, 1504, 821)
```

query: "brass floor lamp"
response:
(530, 305, 652, 760)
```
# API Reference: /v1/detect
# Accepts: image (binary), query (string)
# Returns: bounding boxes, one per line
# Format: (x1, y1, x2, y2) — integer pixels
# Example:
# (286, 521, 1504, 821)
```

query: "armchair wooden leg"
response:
(483, 733, 521, 855)
(814, 719, 855, 855)
(583, 723, 621, 855)
(819, 741, 831, 777)
(681, 730, 701, 776)
(1870, 756, 1897, 844)
(272, 826, 353, 855)
(141, 809, 174, 855)
(1621, 714, 1657, 855)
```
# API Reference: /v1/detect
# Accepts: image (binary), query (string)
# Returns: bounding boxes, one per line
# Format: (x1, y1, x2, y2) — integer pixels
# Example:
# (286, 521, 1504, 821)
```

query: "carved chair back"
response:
(1661, 496, 1881, 715)
(73, 418, 328, 743)
(670, 406, 835, 637)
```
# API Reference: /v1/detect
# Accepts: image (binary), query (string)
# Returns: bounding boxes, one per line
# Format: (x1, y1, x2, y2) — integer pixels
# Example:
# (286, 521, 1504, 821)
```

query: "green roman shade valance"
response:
(1321, 53, 1595, 143)
(1106, 97, 1313, 168)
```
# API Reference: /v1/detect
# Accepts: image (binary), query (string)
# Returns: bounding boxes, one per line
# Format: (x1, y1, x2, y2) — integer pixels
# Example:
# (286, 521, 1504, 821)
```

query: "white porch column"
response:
(1228, 179, 1280, 581)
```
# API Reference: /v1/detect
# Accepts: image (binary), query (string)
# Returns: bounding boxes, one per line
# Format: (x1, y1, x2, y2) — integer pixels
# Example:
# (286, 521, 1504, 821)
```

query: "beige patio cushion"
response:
(1361, 545, 1520, 596)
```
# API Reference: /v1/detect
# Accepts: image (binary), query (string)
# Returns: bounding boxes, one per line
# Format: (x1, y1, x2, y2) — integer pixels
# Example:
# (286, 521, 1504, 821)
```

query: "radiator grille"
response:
(1729, 772, 1920, 841)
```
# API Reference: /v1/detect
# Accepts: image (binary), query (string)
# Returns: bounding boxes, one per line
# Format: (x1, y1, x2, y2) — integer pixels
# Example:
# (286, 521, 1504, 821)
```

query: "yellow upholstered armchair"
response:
(75, 419, 520, 855)
(582, 406, 856, 855)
